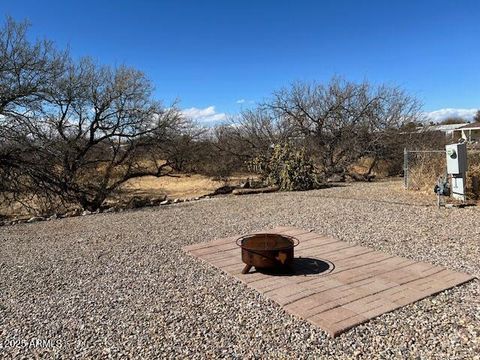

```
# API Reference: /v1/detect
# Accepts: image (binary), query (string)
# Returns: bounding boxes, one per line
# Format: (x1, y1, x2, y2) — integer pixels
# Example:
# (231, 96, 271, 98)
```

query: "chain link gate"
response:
(403, 147, 480, 201)
(403, 148, 446, 191)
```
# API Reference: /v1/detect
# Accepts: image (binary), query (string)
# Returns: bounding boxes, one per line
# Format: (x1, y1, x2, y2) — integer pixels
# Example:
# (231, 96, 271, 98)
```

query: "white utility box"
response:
(445, 143, 468, 200)
(446, 143, 467, 174)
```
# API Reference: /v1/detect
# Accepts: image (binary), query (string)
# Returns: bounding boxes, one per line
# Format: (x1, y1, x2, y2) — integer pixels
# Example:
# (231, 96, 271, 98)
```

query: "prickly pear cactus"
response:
(249, 143, 319, 191)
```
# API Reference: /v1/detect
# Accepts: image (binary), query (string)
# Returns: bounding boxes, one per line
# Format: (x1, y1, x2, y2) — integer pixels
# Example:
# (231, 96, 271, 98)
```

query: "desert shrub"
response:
(165, 138, 244, 179)
(439, 117, 467, 125)
(250, 143, 319, 191)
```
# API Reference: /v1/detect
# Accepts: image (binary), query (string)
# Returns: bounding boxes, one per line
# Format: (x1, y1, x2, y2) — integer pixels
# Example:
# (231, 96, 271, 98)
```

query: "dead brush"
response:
(408, 153, 446, 193)
(466, 153, 480, 199)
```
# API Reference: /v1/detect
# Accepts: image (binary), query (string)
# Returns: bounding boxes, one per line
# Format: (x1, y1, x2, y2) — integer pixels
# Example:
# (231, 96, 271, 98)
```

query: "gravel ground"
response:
(0, 180, 478, 359)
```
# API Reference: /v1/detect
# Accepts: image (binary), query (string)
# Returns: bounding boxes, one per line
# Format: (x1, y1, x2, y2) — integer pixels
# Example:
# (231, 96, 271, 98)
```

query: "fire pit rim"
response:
(235, 233, 300, 250)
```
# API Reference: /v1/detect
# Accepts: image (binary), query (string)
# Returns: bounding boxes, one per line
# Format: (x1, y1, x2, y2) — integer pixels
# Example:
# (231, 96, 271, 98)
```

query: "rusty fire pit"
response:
(236, 233, 299, 274)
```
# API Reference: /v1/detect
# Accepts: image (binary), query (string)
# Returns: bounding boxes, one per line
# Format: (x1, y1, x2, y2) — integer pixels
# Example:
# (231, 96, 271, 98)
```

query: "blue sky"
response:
(1, 0, 479, 123)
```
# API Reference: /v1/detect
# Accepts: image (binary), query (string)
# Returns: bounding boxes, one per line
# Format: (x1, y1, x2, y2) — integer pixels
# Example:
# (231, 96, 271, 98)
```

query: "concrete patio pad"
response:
(183, 227, 474, 337)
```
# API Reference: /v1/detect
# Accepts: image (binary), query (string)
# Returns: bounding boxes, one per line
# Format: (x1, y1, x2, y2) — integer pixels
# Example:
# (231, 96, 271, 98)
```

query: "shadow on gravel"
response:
(254, 257, 334, 276)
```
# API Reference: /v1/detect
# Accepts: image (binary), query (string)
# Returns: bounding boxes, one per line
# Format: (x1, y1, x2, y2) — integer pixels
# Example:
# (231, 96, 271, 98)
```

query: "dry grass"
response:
(119, 174, 249, 199)
(408, 153, 446, 192)
(350, 157, 395, 178)
(466, 155, 480, 199)
(0, 173, 254, 218)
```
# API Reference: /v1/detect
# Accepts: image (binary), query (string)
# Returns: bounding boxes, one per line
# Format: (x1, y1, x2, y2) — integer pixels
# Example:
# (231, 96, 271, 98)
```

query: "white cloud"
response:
(425, 108, 478, 122)
(181, 106, 226, 124)
(236, 98, 255, 105)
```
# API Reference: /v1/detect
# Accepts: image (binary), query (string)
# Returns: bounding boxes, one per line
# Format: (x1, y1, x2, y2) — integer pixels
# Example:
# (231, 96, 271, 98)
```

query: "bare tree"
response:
(213, 108, 296, 164)
(264, 78, 422, 177)
(9, 60, 186, 211)
(0, 17, 66, 114)
(0, 18, 188, 212)
(474, 110, 480, 123)
(0, 17, 65, 198)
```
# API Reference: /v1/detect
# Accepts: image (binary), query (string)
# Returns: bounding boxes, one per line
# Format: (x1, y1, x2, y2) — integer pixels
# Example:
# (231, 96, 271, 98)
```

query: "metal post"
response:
(403, 148, 408, 189)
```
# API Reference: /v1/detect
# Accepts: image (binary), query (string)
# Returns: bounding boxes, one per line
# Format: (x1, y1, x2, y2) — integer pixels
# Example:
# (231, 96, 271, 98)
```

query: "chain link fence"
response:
(404, 147, 480, 198)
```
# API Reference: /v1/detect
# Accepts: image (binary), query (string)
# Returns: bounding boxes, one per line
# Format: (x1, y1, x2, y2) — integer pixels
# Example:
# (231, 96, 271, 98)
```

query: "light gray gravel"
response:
(0, 180, 478, 359)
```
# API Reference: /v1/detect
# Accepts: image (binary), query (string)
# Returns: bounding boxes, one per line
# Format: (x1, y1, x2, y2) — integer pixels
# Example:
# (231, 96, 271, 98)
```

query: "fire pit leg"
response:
(241, 264, 252, 274)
